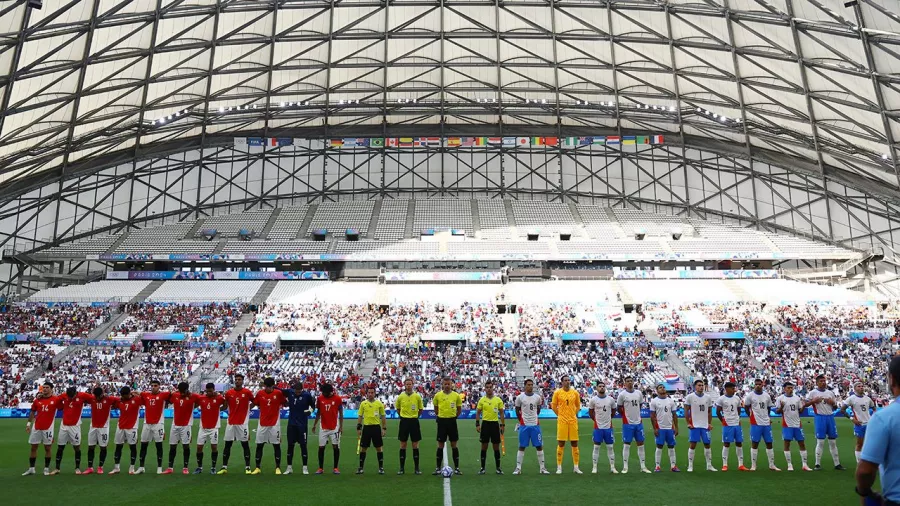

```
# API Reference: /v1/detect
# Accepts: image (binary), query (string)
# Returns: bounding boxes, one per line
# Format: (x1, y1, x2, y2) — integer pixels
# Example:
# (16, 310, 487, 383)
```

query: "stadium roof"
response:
(1, 0, 899, 196)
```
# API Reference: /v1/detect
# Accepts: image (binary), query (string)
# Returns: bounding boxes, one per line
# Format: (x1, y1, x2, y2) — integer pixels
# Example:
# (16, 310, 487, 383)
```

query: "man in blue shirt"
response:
(857, 355, 900, 505)
(281, 383, 315, 475)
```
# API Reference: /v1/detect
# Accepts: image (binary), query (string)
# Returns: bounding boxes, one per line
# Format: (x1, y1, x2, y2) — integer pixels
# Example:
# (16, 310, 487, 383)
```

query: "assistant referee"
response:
(396, 378, 424, 475)
(433, 377, 463, 475)
(356, 386, 387, 475)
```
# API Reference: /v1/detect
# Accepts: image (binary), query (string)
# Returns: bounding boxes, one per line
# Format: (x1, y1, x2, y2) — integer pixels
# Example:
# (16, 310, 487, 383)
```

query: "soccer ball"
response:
(441, 466, 454, 478)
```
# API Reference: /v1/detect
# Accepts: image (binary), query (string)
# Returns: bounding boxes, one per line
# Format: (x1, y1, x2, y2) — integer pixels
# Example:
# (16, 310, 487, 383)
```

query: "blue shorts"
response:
(689, 428, 711, 445)
(722, 426, 744, 444)
(750, 425, 773, 444)
(782, 427, 805, 442)
(622, 424, 645, 444)
(814, 415, 838, 439)
(518, 425, 543, 448)
(593, 428, 614, 445)
(655, 429, 676, 447)
(854, 424, 867, 439)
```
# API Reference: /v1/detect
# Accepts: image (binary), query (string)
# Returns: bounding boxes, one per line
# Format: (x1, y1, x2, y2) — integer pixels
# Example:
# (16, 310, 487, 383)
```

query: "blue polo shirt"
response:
(281, 389, 315, 428)
(860, 400, 900, 502)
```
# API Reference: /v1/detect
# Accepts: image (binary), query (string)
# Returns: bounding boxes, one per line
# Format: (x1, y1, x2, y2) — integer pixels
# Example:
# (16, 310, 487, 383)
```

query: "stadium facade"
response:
(0, 0, 899, 295)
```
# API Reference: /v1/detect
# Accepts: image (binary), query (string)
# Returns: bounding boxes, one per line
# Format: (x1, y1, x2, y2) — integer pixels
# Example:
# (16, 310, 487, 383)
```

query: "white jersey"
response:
(616, 389, 643, 425)
(649, 396, 676, 430)
(776, 394, 804, 428)
(515, 393, 543, 426)
(844, 394, 874, 425)
(684, 393, 713, 429)
(743, 391, 773, 426)
(588, 395, 617, 429)
(715, 394, 742, 426)
(806, 388, 837, 416)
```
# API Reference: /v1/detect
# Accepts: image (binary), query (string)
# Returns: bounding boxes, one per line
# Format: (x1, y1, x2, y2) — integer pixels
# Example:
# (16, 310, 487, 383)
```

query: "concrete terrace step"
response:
(131, 280, 165, 303)
(259, 208, 282, 238)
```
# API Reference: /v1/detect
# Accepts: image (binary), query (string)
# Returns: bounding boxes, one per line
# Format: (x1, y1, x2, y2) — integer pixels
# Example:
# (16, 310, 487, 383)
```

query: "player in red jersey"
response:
(51, 386, 94, 475)
(251, 377, 286, 474)
(22, 382, 59, 476)
(109, 386, 143, 475)
(84, 386, 118, 475)
(218, 373, 255, 474)
(163, 382, 200, 475)
(195, 383, 226, 474)
(137, 380, 171, 474)
(312, 383, 344, 475)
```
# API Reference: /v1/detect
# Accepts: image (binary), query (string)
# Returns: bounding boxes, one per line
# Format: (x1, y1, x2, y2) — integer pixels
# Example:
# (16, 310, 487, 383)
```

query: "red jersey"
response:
(170, 392, 199, 426)
(90, 396, 119, 428)
(31, 396, 60, 431)
(60, 392, 93, 426)
(198, 395, 225, 429)
(254, 389, 286, 427)
(116, 396, 143, 430)
(316, 394, 342, 431)
(225, 388, 253, 425)
(141, 391, 171, 424)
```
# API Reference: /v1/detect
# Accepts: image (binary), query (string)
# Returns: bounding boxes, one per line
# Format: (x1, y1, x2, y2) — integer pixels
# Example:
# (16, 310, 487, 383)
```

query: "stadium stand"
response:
(307, 201, 375, 237)
(145, 281, 263, 303)
(511, 201, 577, 237)
(476, 200, 510, 239)
(373, 200, 409, 240)
(28, 280, 152, 303)
(33, 235, 121, 258)
(413, 199, 472, 233)
(195, 210, 272, 238)
(266, 205, 311, 239)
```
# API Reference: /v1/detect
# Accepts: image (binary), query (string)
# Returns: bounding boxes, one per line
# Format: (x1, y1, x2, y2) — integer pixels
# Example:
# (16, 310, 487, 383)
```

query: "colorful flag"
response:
(531, 137, 544, 146)
(234, 138, 247, 148)
(475, 137, 487, 146)
(563, 137, 577, 147)
(399, 137, 414, 147)
(486, 137, 502, 145)
(651, 135, 664, 144)
(460, 137, 477, 147)
(386, 138, 398, 147)
(247, 137, 265, 147)
(623, 136, 636, 146)
(592, 137, 606, 145)
(502, 137, 517, 146)
(329, 139, 344, 148)
(636, 135, 650, 145)
(544, 137, 558, 146)
(371, 138, 385, 148)
(516, 137, 530, 147)
(607, 136, 621, 145)
(578, 137, 593, 146)
(446, 137, 462, 147)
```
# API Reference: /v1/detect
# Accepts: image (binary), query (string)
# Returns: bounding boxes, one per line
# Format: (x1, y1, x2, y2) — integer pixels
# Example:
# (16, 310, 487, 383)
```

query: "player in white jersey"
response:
(715, 382, 747, 471)
(804, 375, 844, 470)
(840, 381, 875, 463)
(648, 385, 679, 473)
(616, 377, 651, 474)
(775, 382, 811, 471)
(588, 381, 618, 474)
(684, 380, 716, 472)
(513, 379, 549, 475)
(743, 379, 780, 471)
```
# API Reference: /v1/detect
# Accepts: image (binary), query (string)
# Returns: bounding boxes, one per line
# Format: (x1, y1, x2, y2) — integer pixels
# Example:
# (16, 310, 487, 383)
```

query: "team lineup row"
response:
(20, 374, 871, 477)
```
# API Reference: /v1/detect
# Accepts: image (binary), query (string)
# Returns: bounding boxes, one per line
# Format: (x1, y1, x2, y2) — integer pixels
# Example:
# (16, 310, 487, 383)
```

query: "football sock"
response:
(114, 444, 123, 464)
(412, 448, 419, 470)
(211, 452, 218, 469)
(800, 450, 808, 467)
(765, 448, 775, 466)
(55, 446, 64, 469)
(722, 447, 729, 466)
(703, 448, 711, 466)
(99, 447, 107, 467)
(74, 449, 81, 469)
(480, 450, 486, 469)
(637, 445, 645, 468)
(287, 444, 295, 466)
(399, 449, 406, 470)
(828, 440, 840, 466)
(452, 447, 460, 468)
(688, 448, 695, 466)
(168, 445, 177, 468)
(29, 457, 36, 468)
(360, 452, 367, 469)
(855, 451, 861, 463)
(571, 447, 579, 467)
(557, 446, 564, 466)
(255, 444, 264, 468)
(655, 448, 662, 466)
(301, 442, 309, 466)
(815, 439, 824, 466)
(751, 448, 758, 468)
(88, 447, 96, 467)
(607, 446, 616, 467)
(622, 443, 631, 467)
(155, 442, 163, 467)
(537, 450, 546, 469)
(273, 444, 281, 469)
(517, 450, 525, 469)
(377, 451, 384, 469)
(197, 452, 204, 467)
(44, 457, 51, 469)
(593, 445, 601, 466)
(784, 451, 792, 466)
(735, 447, 743, 466)
(494, 449, 501, 469)
(182, 444, 190, 468)
(319, 447, 326, 469)
(241, 442, 252, 467)
(129, 444, 137, 466)
(333, 447, 340, 468)
(139, 443, 148, 467)
(436, 448, 442, 469)
(222, 442, 232, 466)
(668, 448, 676, 466)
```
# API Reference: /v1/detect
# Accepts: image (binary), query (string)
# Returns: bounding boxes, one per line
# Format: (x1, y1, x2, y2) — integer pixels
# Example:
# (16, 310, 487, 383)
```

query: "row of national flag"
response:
(327, 135, 664, 149)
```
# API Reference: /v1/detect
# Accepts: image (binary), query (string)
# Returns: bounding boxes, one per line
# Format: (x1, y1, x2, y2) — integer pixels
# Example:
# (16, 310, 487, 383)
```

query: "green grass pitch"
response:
(0, 418, 864, 505)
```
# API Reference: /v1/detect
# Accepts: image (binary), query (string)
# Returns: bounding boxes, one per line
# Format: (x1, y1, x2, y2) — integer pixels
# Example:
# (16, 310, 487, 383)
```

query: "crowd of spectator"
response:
(112, 303, 245, 342)
(0, 305, 110, 339)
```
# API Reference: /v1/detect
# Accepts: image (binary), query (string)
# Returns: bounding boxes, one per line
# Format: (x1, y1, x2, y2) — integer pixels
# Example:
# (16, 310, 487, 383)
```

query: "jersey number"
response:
(699, 405, 706, 412)
(790, 405, 796, 411)
(631, 400, 638, 407)
(324, 404, 331, 411)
